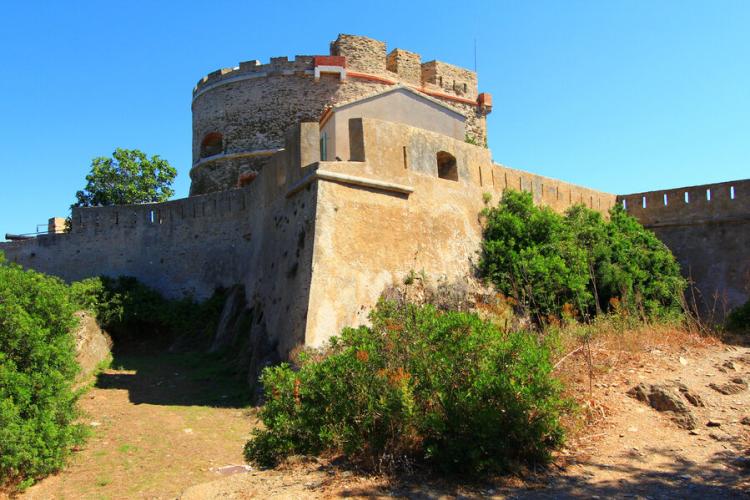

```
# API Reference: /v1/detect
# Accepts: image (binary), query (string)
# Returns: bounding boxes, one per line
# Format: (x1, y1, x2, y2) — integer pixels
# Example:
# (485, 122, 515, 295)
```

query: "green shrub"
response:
(245, 300, 566, 475)
(0, 254, 85, 489)
(479, 190, 685, 323)
(70, 276, 225, 348)
(726, 300, 750, 332)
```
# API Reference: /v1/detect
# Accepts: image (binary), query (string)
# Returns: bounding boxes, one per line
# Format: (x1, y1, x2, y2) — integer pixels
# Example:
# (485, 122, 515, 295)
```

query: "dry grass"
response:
(545, 314, 720, 441)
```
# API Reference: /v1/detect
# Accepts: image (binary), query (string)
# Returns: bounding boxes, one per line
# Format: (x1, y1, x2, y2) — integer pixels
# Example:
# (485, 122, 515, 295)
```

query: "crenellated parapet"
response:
(193, 55, 318, 98)
(618, 179, 749, 227)
(619, 179, 750, 317)
(194, 35, 484, 105)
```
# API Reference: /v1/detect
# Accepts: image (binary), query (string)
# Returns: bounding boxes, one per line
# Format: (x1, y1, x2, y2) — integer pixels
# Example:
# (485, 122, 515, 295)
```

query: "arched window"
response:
(436, 151, 458, 181)
(200, 132, 223, 158)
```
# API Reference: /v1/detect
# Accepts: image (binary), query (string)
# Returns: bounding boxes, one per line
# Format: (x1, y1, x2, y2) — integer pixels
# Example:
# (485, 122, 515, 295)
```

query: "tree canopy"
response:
(479, 190, 686, 323)
(74, 148, 176, 207)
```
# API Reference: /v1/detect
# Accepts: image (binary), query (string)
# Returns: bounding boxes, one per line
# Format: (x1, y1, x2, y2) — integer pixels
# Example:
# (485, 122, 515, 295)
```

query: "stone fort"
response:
(1, 34, 747, 364)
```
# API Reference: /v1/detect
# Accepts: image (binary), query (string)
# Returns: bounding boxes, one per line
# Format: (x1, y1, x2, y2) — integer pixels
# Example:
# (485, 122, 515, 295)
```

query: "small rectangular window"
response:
(706, 188, 711, 201)
(622, 199, 627, 209)
(730, 186, 735, 199)
(664, 194, 668, 206)
(684, 192, 690, 203)
(642, 196, 647, 208)
(319, 132, 328, 161)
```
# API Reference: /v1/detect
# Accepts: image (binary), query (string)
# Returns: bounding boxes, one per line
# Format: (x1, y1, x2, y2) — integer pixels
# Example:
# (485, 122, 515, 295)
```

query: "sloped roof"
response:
(332, 85, 466, 120)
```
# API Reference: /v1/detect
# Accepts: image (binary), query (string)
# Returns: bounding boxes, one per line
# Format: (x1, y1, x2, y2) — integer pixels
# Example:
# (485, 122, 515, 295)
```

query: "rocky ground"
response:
(181, 330, 750, 499)
(18, 330, 750, 499)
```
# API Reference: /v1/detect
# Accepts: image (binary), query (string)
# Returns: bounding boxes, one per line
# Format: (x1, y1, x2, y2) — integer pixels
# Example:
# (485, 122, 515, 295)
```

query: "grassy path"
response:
(23, 352, 256, 500)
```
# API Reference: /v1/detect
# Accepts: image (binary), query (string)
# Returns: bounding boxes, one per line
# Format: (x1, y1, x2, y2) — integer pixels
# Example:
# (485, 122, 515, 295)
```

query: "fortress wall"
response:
(343, 118, 615, 215)
(305, 163, 489, 346)
(0, 187, 262, 300)
(492, 165, 618, 214)
(618, 180, 750, 316)
(301, 119, 616, 345)
(1, 128, 323, 358)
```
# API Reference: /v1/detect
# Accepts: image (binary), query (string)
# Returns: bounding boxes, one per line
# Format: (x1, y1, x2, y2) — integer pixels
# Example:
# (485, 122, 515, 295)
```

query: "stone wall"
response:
(330, 34, 387, 74)
(302, 118, 616, 345)
(619, 180, 750, 317)
(1, 125, 322, 359)
(190, 34, 491, 195)
(386, 49, 421, 85)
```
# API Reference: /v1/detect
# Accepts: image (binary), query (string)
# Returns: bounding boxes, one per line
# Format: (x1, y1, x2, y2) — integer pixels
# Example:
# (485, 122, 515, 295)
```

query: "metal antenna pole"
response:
(474, 38, 477, 72)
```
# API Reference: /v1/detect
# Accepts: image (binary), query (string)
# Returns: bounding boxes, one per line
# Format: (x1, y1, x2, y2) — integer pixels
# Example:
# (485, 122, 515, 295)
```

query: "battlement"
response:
(194, 55, 318, 96)
(69, 187, 254, 236)
(193, 34, 480, 102)
(618, 179, 749, 227)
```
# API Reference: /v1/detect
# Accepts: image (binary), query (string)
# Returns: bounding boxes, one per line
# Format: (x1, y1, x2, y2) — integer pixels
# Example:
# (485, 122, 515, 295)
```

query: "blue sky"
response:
(1, 1, 748, 236)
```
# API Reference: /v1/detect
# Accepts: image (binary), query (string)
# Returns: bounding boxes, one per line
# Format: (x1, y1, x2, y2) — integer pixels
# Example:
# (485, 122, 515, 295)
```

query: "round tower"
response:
(190, 34, 492, 196)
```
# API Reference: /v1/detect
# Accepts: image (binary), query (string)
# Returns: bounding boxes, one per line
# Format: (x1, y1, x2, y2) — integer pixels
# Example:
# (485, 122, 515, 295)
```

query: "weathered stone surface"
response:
(627, 382, 697, 430)
(209, 285, 247, 353)
(671, 381, 706, 407)
(709, 377, 748, 395)
(73, 311, 112, 381)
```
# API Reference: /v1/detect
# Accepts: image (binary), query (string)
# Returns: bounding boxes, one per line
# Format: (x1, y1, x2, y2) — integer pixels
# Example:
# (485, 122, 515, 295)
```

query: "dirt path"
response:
(180, 335, 750, 499)
(22, 336, 750, 499)
(22, 352, 257, 500)
(524, 339, 750, 499)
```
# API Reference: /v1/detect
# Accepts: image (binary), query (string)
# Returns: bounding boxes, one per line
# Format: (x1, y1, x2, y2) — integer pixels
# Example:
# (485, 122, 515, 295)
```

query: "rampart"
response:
(190, 34, 492, 196)
(1, 118, 616, 353)
(618, 180, 750, 316)
(278, 117, 616, 343)
(0, 125, 322, 360)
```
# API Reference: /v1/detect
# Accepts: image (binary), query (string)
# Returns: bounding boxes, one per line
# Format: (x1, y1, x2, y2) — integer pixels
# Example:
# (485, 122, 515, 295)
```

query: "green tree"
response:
(479, 190, 591, 322)
(479, 190, 685, 323)
(74, 148, 176, 207)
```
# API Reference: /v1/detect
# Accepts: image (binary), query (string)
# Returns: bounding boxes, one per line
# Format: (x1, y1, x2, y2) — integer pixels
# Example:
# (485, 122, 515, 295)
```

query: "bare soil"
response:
(21, 351, 256, 500)
(21, 331, 750, 499)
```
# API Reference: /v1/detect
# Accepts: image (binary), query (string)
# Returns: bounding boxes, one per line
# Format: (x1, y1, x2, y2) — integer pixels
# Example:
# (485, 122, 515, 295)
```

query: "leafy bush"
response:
(0, 254, 85, 489)
(479, 190, 685, 323)
(726, 300, 750, 332)
(70, 276, 225, 348)
(245, 300, 566, 475)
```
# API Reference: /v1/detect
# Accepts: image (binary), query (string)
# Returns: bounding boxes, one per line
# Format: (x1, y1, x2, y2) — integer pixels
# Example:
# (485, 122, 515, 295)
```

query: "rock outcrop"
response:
(73, 311, 112, 382)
